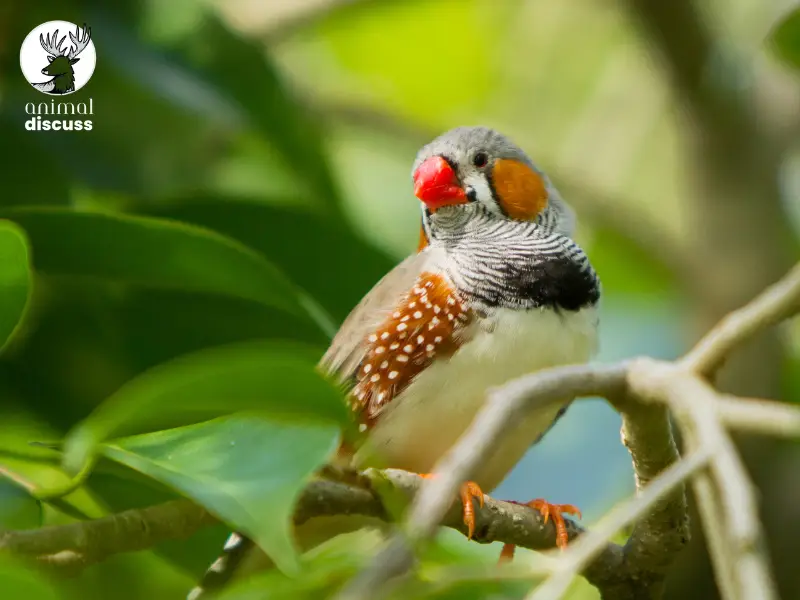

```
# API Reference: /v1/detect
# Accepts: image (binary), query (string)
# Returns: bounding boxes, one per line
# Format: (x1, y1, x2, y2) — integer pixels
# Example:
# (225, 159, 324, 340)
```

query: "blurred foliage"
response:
(0, 0, 798, 599)
(0, 221, 32, 351)
(770, 6, 800, 70)
(0, 477, 41, 530)
(0, 560, 61, 600)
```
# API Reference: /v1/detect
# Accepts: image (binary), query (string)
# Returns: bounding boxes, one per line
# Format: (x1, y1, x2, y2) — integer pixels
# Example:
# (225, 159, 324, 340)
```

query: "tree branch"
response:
(0, 499, 216, 575)
(0, 472, 603, 575)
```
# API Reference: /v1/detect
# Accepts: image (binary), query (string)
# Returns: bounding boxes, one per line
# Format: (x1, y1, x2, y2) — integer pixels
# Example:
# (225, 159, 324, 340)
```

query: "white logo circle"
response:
(20, 21, 95, 96)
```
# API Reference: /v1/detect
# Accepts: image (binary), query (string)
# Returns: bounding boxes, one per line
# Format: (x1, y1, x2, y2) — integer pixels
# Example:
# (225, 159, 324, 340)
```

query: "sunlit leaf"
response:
(0, 221, 32, 352)
(279, 0, 511, 126)
(61, 340, 349, 476)
(1, 208, 332, 333)
(101, 414, 340, 574)
(769, 7, 800, 70)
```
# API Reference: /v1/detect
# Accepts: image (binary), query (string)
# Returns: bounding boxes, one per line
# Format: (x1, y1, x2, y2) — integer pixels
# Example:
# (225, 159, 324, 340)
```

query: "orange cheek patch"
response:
(492, 159, 549, 220)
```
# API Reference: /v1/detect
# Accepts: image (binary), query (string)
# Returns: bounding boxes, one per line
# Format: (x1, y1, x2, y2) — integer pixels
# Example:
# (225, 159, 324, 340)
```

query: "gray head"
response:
(411, 127, 575, 239)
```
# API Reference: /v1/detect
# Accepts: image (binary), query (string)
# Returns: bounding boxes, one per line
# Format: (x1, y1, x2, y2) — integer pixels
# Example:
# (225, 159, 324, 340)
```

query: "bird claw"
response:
(498, 498, 581, 563)
(460, 481, 485, 539)
(419, 474, 485, 540)
(527, 498, 581, 550)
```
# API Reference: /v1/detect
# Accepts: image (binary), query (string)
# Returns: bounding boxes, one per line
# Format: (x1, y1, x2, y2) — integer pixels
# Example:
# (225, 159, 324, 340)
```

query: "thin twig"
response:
(691, 472, 740, 600)
(680, 382, 777, 600)
(716, 395, 800, 437)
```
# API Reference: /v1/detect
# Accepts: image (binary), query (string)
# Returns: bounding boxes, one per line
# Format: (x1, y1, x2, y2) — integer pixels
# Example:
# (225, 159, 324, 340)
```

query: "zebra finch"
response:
(189, 126, 600, 598)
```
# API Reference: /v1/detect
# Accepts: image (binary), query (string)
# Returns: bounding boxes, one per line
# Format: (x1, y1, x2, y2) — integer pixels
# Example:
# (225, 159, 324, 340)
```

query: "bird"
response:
(188, 126, 601, 599)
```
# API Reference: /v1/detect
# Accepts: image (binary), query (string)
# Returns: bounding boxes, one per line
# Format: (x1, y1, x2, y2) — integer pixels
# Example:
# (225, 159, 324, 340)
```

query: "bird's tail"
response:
(186, 532, 254, 600)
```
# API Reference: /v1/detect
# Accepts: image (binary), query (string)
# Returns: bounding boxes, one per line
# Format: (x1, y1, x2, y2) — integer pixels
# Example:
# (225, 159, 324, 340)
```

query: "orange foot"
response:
(499, 499, 581, 562)
(420, 474, 484, 539)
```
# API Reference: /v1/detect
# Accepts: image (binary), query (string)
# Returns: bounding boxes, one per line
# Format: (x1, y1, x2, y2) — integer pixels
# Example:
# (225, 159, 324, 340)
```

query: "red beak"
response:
(413, 157, 467, 210)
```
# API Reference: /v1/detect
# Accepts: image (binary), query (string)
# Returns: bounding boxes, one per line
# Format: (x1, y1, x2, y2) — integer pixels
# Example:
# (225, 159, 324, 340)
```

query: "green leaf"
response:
(62, 340, 349, 476)
(1, 208, 333, 334)
(215, 528, 533, 600)
(0, 561, 61, 600)
(769, 7, 800, 71)
(216, 529, 384, 599)
(118, 288, 329, 371)
(140, 197, 396, 322)
(0, 408, 99, 522)
(0, 474, 42, 530)
(100, 414, 340, 574)
(0, 221, 32, 352)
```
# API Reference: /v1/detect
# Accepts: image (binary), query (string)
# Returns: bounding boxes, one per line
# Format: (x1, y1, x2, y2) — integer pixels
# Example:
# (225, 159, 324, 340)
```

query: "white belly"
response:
(354, 305, 599, 491)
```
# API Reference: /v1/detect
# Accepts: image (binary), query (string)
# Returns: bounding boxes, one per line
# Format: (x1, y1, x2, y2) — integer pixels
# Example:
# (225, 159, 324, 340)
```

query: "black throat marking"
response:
(488, 253, 601, 311)
(429, 206, 601, 313)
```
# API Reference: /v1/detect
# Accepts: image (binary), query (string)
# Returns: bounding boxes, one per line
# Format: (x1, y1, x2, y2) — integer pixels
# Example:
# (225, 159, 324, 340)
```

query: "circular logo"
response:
(20, 21, 95, 96)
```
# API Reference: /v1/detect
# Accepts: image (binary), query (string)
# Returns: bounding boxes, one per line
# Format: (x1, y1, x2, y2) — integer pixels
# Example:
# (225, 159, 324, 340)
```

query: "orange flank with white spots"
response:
(350, 272, 469, 424)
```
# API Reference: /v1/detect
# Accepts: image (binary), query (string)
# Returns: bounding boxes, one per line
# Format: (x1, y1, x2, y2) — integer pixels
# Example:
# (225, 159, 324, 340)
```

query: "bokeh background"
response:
(1, 0, 799, 599)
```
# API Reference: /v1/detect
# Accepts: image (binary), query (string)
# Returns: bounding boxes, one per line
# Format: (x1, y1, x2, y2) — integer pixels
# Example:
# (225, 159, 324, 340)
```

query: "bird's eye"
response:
(472, 152, 488, 168)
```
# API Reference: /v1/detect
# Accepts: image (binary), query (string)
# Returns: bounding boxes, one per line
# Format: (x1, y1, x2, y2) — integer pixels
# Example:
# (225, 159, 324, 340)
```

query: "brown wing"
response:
(318, 249, 441, 382)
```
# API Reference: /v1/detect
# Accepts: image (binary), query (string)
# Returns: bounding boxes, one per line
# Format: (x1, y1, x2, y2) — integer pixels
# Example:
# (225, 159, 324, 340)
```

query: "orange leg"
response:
(420, 475, 485, 539)
(498, 498, 581, 563)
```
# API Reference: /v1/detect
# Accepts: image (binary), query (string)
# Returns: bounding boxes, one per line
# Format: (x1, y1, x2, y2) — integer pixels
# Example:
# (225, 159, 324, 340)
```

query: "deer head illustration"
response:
(32, 24, 92, 95)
